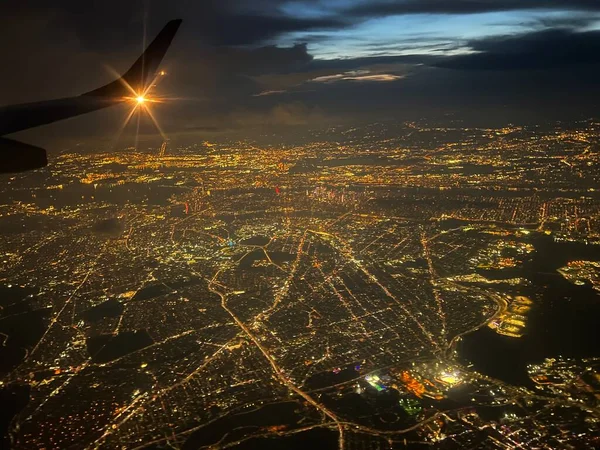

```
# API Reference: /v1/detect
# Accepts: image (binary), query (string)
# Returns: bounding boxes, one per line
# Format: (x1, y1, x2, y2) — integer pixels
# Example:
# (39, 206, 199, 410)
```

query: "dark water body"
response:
(0, 384, 30, 448)
(231, 428, 339, 450)
(182, 402, 306, 449)
(0, 285, 37, 307)
(86, 330, 154, 363)
(0, 286, 47, 377)
(459, 235, 600, 387)
(0, 286, 43, 445)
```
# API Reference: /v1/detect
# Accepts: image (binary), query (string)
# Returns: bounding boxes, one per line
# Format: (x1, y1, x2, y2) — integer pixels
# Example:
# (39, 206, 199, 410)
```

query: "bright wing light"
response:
(114, 67, 172, 147)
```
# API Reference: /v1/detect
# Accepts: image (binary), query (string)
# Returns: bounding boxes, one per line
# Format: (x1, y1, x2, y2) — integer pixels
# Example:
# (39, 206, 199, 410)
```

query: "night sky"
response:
(2, 1, 600, 141)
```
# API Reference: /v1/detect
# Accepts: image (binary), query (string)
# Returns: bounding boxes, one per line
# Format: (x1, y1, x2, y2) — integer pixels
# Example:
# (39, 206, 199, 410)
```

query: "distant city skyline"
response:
(1, 1, 600, 144)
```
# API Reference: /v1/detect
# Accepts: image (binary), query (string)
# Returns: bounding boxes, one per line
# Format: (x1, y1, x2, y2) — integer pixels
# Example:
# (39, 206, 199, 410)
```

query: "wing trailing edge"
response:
(0, 138, 47, 173)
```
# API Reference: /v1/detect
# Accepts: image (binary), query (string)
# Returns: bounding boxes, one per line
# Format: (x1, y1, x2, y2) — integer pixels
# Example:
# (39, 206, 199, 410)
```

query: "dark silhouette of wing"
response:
(83, 19, 182, 98)
(0, 138, 47, 173)
(0, 19, 182, 173)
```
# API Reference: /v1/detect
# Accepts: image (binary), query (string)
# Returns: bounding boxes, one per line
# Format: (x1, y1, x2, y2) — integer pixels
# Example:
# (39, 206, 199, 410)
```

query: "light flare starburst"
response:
(111, 69, 170, 144)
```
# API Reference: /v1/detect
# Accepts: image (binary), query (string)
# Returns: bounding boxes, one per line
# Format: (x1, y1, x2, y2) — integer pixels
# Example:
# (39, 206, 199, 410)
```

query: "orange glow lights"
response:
(400, 371, 426, 398)
(119, 89, 167, 141)
(105, 62, 172, 145)
(125, 93, 161, 107)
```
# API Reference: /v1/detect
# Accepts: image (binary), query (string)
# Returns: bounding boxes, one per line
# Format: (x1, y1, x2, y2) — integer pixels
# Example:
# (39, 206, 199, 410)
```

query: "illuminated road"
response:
(4, 124, 600, 449)
(208, 280, 347, 450)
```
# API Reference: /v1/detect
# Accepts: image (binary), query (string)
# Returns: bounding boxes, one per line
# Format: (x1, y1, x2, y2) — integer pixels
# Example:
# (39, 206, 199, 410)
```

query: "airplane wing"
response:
(0, 138, 47, 173)
(83, 19, 182, 98)
(0, 19, 182, 173)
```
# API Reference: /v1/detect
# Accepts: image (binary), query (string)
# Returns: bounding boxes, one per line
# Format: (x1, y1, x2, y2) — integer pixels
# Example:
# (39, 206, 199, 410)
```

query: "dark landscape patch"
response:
(86, 330, 154, 363)
(83, 299, 124, 323)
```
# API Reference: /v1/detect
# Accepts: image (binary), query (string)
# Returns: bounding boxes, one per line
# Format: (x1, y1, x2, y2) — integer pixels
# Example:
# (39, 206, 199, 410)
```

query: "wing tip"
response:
(163, 19, 183, 36)
(81, 19, 183, 98)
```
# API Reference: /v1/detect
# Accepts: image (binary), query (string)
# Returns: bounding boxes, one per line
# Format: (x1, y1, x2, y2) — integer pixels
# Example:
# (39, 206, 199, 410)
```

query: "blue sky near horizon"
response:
(273, 2, 600, 59)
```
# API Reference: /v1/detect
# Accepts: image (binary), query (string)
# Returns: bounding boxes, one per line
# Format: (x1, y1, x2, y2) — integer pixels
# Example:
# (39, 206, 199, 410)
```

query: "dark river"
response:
(459, 235, 600, 387)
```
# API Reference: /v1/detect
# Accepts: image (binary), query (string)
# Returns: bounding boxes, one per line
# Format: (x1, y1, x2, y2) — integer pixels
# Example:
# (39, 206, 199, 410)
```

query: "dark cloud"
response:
(344, 0, 600, 18)
(438, 29, 600, 70)
(0, 1, 329, 105)
(163, 44, 316, 111)
(1, 0, 599, 142)
(1, 1, 344, 51)
(193, 14, 344, 46)
(8, 0, 596, 60)
(187, 43, 314, 76)
(269, 62, 600, 128)
(532, 15, 599, 30)
(230, 102, 327, 127)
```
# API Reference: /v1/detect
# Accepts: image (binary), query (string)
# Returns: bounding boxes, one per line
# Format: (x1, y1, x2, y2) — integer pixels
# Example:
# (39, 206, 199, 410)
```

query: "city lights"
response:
(3, 120, 600, 449)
